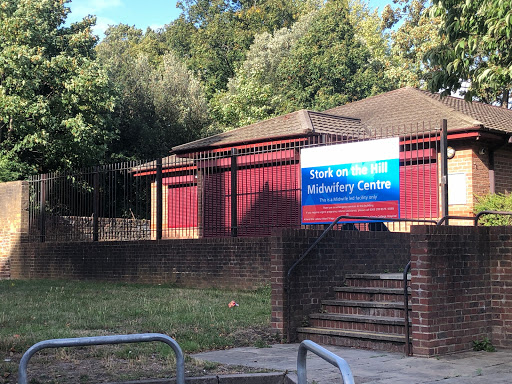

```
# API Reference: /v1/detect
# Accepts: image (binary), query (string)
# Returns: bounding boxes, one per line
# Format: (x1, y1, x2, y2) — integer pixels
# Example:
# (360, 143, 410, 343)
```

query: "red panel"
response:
(400, 162, 438, 219)
(236, 163, 301, 236)
(202, 161, 301, 237)
(167, 185, 197, 228)
(203, 170, 231, 237)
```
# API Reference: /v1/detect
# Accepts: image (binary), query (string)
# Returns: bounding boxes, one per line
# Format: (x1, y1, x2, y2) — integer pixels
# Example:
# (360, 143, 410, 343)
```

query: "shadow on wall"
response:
(0, 255, 10, 279)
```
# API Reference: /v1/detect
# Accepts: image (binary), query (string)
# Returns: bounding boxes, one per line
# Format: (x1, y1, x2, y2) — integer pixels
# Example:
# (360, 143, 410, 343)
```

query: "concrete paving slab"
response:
(192, 344, 512, 384)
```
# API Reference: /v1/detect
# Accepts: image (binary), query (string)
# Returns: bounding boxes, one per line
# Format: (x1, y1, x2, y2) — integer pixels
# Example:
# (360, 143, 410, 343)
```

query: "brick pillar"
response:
(0, 181, 29, 279)
(270, 230, 287, 339)
(409, 225, 436, 356)
(489, 227, 512, 348)
(410, 225, 493, 356)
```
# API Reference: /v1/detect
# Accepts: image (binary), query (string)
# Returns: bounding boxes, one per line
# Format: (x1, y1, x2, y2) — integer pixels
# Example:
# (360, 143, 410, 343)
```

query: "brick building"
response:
(136, 87, 512, 238)
(325, 87, 512, 218)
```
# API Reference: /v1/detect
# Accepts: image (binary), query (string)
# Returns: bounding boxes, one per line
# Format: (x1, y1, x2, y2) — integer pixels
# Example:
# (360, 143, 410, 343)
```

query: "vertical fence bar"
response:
(231, 148, 238, 237)
(40, 174, 46, 243)
(156, 158, 163, 240)
(440, 119, 449, 224)
(93, 168, 99, 241)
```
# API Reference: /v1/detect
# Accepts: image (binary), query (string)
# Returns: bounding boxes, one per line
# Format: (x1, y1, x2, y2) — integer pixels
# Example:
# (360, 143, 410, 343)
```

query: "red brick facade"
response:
(270, 226, 512, 356)
(495, 148, 512, 194)
(444, 141, 512, 221)
(10, 237, 270, 289)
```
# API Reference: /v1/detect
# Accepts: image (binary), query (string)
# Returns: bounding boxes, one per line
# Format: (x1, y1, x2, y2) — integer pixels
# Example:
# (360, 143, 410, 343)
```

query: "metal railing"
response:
(403, 261, 412, 356)
(436, 211, 512, 226)
(18, 333, 185, 384)
(26, 122, 441, 242)
(297, 340, 354, 384)
(285, 214, 437, 342)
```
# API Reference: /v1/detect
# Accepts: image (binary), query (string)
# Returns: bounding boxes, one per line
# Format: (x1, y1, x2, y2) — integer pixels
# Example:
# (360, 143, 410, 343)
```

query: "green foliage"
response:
(210, 0, 392, 130)
(0, 0, 117, 180)
(166, 0, 317, 98)
(209, 11, 317, 129)
(96, 25, 210, 160)
(383, 0, 442, 88)
(474, 193, 512, 226)
(472, 338, 496, 352)
(278, 0, 390, 112)
(426, 0, 512, 105)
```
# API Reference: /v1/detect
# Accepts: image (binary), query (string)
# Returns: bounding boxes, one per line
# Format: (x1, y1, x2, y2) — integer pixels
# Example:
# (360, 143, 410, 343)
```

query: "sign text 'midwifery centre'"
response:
(301, 138, 400, 224)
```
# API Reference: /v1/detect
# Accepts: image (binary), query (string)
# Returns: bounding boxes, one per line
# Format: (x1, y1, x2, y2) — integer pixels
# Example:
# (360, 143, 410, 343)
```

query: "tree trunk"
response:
(502, 89, 509, 108)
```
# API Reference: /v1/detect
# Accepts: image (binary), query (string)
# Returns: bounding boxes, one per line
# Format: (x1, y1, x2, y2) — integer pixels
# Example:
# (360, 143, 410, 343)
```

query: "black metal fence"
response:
(28, 122, 441, 242)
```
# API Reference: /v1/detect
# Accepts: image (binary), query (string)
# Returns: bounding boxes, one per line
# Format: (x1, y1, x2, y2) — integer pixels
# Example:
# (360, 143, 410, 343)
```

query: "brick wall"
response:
(489, 227, 512, 348)
(10, 237, 270, 289)
(0, 181, 29, 279)
(271, 229, 411, 341)
(410, 225, 512, 356)
(495, 148, 512, 194)
(445, 142, 491, 220)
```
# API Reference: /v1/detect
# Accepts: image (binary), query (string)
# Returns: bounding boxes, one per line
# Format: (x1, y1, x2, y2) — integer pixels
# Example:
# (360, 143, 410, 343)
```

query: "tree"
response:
(426, 0, 512, 106)
(382, 0, 442, 88)
(165, 0, 317, 97)
(97, 24, 210, 160)
(277, 0, 391, 112)
(209, 11, 317, 129)
(210, 0, 392, 129)
(0, 0, 117, 181)
(349, 0, 389, 64)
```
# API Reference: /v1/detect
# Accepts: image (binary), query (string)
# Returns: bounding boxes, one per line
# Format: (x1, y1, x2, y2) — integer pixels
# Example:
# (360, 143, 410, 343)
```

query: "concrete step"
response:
(309, 313, 409, 334)
(345, 273, 410, 289)
(334, 286, 410, 302)
(296, 327, 408, 353)
(323, 299, 409, 317)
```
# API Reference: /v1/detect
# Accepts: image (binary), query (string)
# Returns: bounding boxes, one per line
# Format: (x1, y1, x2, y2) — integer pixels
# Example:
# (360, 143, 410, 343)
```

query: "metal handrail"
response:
(474, 210, 512, 225)
(436, 211, 512, 226)
(287, 215, 437, 282)
(403, 261, 412, 357)
(297, 340, 354, 384)
(285, 215, 437, 341)
(436, 215, 475, 226)
(18, 333, 185, 384)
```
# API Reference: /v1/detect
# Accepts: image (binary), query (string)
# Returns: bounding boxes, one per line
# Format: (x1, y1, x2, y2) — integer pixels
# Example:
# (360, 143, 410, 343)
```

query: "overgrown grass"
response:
(0, 280, 276, 383)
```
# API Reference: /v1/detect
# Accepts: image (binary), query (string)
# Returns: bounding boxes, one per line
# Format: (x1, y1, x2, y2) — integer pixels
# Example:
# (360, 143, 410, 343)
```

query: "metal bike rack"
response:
(297, 340, 355, 384)
(18, 333, 185, 384)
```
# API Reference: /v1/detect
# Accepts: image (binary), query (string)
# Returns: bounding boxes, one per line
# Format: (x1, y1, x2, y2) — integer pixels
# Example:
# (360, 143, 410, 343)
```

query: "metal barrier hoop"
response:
(18, 333, 185, 384)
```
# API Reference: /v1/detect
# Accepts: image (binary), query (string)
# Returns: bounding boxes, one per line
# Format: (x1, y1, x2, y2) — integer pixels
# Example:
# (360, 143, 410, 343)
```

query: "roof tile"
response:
(172, 109, 366, 153)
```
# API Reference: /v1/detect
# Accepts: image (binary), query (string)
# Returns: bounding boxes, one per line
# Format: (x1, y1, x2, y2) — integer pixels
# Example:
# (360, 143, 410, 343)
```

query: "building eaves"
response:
(171, 110, 314, 154)
(171, 109, 365, 154)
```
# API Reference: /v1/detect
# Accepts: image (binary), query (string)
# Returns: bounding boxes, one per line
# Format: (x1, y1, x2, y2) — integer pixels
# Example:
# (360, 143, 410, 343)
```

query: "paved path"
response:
(192, 344, 512, 383)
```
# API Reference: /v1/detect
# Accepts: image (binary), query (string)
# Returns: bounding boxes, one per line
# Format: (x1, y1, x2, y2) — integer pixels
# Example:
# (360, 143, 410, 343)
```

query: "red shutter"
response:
(237, 163, 300, 236)
(400, 162, 438, 219)
(167, 185, 197, 228)
(202, 160, 301, 237)
(203, 170, 231, 237)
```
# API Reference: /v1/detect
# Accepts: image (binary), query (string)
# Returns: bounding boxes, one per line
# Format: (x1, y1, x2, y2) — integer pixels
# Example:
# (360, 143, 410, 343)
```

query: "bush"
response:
(474, 193, 512, 226)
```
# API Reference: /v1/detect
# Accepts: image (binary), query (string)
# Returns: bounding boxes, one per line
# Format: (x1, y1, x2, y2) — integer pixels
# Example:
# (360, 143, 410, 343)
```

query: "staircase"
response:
(296, 273, 411, 353)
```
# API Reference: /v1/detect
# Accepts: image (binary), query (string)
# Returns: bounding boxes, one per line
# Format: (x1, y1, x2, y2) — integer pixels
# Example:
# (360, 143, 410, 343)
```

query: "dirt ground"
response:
(1, 326, 280, 383)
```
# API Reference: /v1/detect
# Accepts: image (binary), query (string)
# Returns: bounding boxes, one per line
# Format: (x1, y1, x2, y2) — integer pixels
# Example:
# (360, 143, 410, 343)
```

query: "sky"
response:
(66, 0, 394, 38)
